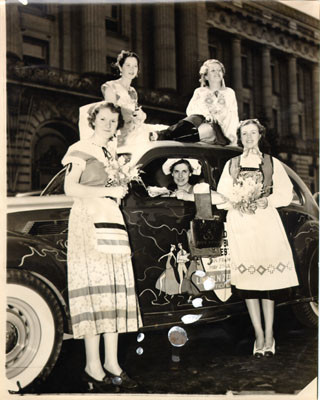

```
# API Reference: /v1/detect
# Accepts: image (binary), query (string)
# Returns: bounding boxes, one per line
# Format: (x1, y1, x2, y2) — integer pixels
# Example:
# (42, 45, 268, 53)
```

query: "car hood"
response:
(7, 195, 74, 214)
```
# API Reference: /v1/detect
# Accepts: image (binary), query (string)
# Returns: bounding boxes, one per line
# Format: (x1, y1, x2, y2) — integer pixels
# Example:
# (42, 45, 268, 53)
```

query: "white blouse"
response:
(186, 86, 239, 145)
(217, 155, 293, 209)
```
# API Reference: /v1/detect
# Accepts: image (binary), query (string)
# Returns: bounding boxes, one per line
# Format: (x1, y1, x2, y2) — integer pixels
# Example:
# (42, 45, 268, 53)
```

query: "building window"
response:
(241, 43, 253, 88)
(298, 115, 304, 136)
(243, 102, 250, 119)
(22, 36, 49, 66)
(209, 45, 217, 59)
(272, 109, 278, 132)
(241, 55, 249, 88)
(208, 29, 233, 86)
(19, 3, 47, 16)
(297, 64, 304, 101)
(105, 4, 121, 34)
(271, 60, 280, 94)
(33, 128, 70, 190)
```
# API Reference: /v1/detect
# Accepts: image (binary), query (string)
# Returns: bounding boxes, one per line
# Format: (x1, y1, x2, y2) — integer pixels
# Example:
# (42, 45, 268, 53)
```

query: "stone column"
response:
(48, 4, 60, 68)
(176, 3, 198, 95)
(131, 3, 145, 88)
(312, 62, 319, 141)
(6, 3, 23, 60)
(60, 5, 72, 71)
(153, 3, 176, 90)
(196, 2, 209, 63)
(261, 46, 273, 126)
(81, 4, 105, 74)
(288, 55, 299, 137)
(232, 36, 242, 118)
(121, 4, 131, 41)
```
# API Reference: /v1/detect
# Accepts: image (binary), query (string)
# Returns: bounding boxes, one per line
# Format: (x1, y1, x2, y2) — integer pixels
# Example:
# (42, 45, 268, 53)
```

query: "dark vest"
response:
(229, 154, 274, 196)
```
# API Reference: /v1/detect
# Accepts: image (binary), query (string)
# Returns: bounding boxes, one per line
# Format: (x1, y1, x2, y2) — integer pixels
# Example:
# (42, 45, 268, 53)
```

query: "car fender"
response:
(291, 218, 319, 298)
(7, 232, 69, 305)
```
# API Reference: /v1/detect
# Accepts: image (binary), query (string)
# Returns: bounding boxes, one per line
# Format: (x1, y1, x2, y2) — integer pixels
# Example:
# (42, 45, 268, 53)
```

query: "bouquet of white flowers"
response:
(104, 156, 143, 188)
(229, 176, 263, 215)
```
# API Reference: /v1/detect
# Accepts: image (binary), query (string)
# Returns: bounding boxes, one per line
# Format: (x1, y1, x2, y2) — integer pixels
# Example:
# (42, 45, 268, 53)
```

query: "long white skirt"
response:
(226, 206, 299, 291)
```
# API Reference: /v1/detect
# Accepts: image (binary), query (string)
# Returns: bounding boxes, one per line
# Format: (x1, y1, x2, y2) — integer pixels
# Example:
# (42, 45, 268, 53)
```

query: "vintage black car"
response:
(6, 141, 318, 392)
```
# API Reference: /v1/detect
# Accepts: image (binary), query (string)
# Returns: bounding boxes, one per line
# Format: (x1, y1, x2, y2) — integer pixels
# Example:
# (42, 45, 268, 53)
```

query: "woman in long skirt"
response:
(63, 101, 142, 391)
(217, 119, 299, 358)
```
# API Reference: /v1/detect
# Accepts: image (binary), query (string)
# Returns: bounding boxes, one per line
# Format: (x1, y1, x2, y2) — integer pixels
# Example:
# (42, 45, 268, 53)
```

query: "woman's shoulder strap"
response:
(262, 153, 274, 171)
(228, 156, 240, 178)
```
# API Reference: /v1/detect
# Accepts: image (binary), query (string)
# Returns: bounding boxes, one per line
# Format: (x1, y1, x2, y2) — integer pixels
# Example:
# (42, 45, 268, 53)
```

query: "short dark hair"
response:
(236, 118, 266, 147)
(87, 102, 124, 130)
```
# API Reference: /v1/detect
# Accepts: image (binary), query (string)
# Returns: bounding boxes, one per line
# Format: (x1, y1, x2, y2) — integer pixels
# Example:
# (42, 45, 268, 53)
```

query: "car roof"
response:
(118, 141, 242, 165)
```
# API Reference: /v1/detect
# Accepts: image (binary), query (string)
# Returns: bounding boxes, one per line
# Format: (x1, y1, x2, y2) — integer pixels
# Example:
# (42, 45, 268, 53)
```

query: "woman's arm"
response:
(64, 163, 127, 199)
(175, 189, 227, 205)
(186, 88, 211, 119)
(216, 160, 234, 210)
(158, 253, 168, 262)
(220, 88, 239, 144)
(101, 82, 117, 103)
(266, 158, 293, 208)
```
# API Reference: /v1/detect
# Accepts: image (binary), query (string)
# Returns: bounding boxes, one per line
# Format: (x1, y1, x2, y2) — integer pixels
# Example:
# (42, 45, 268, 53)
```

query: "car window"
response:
(207, 155, 231, 190)
(290, 177, 304, 206)
(140, 157, 205, 197)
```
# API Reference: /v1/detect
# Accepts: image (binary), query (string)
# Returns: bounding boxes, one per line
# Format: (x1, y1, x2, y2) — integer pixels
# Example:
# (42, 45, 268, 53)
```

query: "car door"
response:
(122, 145, 243, 328)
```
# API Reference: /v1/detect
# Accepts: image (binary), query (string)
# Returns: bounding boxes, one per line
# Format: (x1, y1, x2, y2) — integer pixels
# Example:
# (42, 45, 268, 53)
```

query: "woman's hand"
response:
(256, 197, 268, 209)
(205, 114, 215, 124)
(176, 190, 194, 202)
(147, 186, 171, 197)
(211, 191, 227, 205)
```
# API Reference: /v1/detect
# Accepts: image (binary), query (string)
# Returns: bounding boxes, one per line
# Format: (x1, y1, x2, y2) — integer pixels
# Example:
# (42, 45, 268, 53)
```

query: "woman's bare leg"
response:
(103, 332, 122, 375)
(245, 299, 264, 349)
(262, 299, 275, 347)
(84, 334, 105, 380)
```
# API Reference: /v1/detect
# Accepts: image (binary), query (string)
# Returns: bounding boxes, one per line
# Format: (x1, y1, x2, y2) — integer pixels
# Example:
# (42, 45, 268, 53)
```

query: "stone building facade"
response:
(6, 0, 319, 194)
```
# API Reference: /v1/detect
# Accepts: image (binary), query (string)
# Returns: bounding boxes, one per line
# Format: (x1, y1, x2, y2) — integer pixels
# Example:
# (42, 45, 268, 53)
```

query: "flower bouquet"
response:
(104, 155, 143, 188)
(229, 176, 263, 215)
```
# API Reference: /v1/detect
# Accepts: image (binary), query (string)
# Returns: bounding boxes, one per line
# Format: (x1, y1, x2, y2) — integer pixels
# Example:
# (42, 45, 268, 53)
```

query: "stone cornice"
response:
(252, 0, 319, 29)
(7, 59, 103, 95)
(221, 1, 319, 30)
(7, 58, 187, 113)
(207, 2, 319, 63)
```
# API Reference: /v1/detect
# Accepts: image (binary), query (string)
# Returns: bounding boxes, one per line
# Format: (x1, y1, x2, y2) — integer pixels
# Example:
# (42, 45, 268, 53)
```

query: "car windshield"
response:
(41, 152, 133, 196)
(41, 166, 67, 196)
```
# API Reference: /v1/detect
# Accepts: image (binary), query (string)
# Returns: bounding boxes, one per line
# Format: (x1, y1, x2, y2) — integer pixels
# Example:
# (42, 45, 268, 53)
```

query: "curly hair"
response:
(114, 50, 140, 71)
(236, 119, 266, 147)
(199, 59, 226, 87)
(87, 102, 124, 130)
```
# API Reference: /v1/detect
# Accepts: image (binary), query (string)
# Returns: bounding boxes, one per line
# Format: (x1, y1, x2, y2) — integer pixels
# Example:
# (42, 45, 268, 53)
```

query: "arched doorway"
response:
(32, 123, 77, 190)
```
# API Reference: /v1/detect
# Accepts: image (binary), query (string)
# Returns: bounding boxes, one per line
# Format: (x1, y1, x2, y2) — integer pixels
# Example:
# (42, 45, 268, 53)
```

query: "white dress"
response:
(101, 80, 168, 147)
(217, 154, 299, 292)
(186, 86, 239, 145)
(62, 140, 142, 338)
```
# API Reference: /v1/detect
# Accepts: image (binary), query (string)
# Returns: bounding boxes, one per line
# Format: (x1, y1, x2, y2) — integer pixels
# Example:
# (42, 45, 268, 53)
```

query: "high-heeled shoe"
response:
(253, 340, 264, 358)
(103, 368, 139, 389)
(264, 339, 275, 357)
(82, 370, 112, 392)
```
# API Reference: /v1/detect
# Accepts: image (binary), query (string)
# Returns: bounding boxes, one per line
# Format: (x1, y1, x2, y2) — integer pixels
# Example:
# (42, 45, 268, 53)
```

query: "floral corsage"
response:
(229, 176, 264, 215)
(104, 156, 143, 188)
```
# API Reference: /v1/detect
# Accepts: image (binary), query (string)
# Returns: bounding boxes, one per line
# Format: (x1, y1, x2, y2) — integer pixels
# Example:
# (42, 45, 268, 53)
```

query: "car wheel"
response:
(292, 245, 318, 328)
(6, 269, 64, 392)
